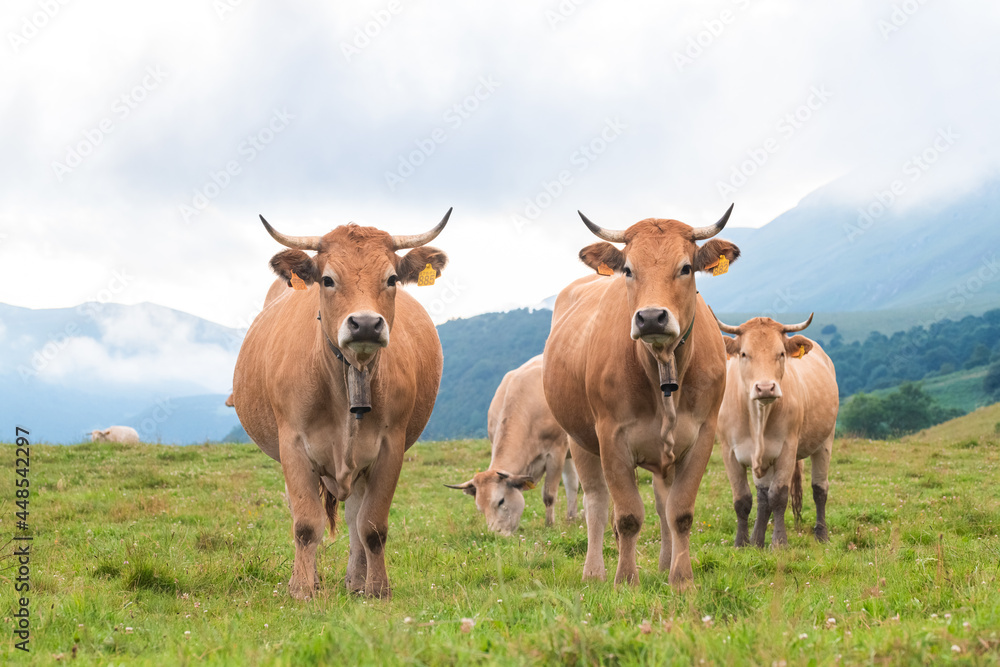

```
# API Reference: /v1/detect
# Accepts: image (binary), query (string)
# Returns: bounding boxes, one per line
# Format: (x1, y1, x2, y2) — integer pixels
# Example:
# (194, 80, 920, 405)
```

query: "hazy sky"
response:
(2, 0, 998, 327)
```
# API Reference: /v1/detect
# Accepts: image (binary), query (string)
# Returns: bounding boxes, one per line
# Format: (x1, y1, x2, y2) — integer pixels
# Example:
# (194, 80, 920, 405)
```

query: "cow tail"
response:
(319, 483, 338, 538)
(791, 459, 804, 529)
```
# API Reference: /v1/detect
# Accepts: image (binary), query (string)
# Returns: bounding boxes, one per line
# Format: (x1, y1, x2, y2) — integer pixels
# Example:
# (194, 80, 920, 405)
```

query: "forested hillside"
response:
(421, 309, 554, 440)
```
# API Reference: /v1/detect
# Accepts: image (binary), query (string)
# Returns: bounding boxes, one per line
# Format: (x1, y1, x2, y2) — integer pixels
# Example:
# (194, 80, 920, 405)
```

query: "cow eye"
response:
(741, 352, 747, 358)
(623, 267, 633, 278)
(680, 264, 692, 276)
(322, 276, 334, 287)
(497, 498, 505, 507)
(387, 275, 398, 287)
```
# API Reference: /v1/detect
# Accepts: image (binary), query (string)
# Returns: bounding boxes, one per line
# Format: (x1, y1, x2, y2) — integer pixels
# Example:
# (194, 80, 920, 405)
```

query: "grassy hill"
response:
(862, 366, 993, 414)
(4, 434, 1000, 664)
(906, 401, 1000, 444)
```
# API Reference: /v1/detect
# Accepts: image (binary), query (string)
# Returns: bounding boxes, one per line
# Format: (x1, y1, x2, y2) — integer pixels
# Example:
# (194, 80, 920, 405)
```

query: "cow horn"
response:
(690, 203, 734, 241)
(444, 481, 473, 490)
(714, 314, 742, 335)
(390, 207, 452, 250)
(781, 313, 814, 333)
(578, 211, 627, 243)
(259, 215, 322, 251)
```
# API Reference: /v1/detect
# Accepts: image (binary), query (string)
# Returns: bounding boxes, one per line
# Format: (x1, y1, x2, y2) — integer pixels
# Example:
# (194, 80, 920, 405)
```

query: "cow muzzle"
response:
(752, 381, 782, 403)
(632, 307, 680, 344)
(338, 311, 390, 360)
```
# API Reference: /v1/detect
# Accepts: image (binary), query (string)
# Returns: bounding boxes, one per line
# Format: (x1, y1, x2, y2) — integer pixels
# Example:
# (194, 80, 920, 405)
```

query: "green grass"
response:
(3, 434, 1000, 665)
(856, 367, 992, 415)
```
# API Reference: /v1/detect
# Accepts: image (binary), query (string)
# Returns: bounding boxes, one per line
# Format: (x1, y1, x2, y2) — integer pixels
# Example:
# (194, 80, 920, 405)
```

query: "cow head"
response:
(577, 204, 740, 360)
(260, 209, 451, 367)
(717, 314, 814, 403)
(445, 470, 535, 536)
(90, 429, 110, 442)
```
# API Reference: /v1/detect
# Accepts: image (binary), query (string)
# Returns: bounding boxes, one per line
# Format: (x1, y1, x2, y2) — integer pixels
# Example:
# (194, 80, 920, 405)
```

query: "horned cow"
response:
(543, 205, 739, 589)
(233, 209, 451, 599)
(715, 314, 839, 547)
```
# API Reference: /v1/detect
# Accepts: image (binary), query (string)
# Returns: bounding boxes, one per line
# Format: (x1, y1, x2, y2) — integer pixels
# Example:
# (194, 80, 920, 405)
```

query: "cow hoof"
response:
(364, 583, 392, 600)
(582, 568, 606, 582)
(288, 579, 317, 600)
(344, 575, 366, 594)
(814, 526, 829, 542)
(734, 534, 749, 548)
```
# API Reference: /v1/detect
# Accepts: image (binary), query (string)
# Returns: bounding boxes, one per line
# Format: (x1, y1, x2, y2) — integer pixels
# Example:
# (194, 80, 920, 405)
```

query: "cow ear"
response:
(504, 474, 536, 491)
(270, 249, 318, 287)
(444, 479, 476, 497)
(397, 246, 448, 284)
(695, 239, 741, 273)
(723, 335, 740, 356)
(785, 335, 813, 358)
(579, 242, 625, 275)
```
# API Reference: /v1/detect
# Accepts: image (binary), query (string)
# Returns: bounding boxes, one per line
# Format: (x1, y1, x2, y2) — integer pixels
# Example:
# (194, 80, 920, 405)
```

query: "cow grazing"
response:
(446, 355, 580, 535)
(233, 210, 451, 599)
(715, 314, 838, 547)
(90, 426, 140, 444)
(543, 206, 739, 589)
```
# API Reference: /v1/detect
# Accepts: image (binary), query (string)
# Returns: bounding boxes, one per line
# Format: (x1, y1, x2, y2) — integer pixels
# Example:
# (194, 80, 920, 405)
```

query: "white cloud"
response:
(1, 0, 998, 325)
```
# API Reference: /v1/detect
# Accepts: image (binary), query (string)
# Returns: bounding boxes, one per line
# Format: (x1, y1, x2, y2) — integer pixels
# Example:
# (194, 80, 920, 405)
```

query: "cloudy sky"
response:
(2, 0, 998, 327)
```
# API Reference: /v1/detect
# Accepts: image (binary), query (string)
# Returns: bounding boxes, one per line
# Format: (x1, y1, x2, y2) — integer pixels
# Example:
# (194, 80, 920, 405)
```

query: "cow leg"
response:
(355, 438, 404, 599)
(768, 483, 790, 548)
(720, 439, 752, 547)
(810, 433, 834, 542)
(663, 421, 715, 590)
(343, 479, 367, 594)
(562, 457, 580, 521)
(569, 438, 609, 581)
(652, 473, 671, 572)
(542, 451, 563, 527)
(751, 485, 771, 548)
(279, 433, 325, 600)
(598, 423, 644, 587)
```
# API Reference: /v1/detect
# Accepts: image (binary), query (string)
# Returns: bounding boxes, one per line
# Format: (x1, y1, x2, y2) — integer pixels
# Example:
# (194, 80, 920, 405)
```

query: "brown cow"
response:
(446, 355, 580, 535)
(233, 210, 451, 599)
(715, 314, 838, 547)
(543, 205, 739, 589)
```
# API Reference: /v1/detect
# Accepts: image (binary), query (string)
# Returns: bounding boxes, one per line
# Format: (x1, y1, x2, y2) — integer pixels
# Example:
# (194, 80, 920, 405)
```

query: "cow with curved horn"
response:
(714, 313, 838, 548)
(233, 209, 451, 599)
(543, 204, 740, 589)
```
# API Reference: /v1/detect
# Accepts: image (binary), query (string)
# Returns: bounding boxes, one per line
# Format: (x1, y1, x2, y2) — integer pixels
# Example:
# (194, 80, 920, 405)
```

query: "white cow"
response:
(90, 426, 140, 444)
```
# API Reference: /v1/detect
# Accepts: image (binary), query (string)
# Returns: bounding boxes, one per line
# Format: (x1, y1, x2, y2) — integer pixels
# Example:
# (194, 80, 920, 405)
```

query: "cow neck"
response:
(317, 310, 373, 420)
(640, 305, 696, 399)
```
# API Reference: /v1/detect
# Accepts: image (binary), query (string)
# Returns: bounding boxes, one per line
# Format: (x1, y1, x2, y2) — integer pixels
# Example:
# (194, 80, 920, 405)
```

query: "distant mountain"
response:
(697, 180, 1000, 314)
(0, 302, 241, 443)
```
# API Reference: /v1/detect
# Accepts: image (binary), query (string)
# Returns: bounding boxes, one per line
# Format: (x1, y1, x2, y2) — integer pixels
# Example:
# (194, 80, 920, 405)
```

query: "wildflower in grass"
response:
(799, 633, 808, 640)
(951, 645, 961, 652)
(125, 627, 133, 634)
(702, 615, 713, 627)
(403, 617, 413, 624)
(460, 618, 475, 633)
(639, 620, 652, 635)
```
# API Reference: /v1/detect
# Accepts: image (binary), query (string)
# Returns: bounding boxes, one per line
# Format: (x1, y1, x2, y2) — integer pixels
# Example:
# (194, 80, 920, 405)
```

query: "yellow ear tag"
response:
(290, 272, 307, 290)
(712, 254, 729, 276)
(523, 480, 536, 490)
(417, 263, 436, 286)
(597, 262, 614, 276)
(794, 345, 806, 359)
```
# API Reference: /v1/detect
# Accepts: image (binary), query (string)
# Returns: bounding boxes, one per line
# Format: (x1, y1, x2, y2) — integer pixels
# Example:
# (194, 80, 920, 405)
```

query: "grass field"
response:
(3, 427, 1000, 665)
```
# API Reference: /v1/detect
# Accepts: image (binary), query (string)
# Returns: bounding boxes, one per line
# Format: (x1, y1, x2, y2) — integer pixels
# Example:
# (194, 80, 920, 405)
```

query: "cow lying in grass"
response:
(447, 355, 580, 535)
(715, 314, 839, 547)
(90, 426, 140, 444)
